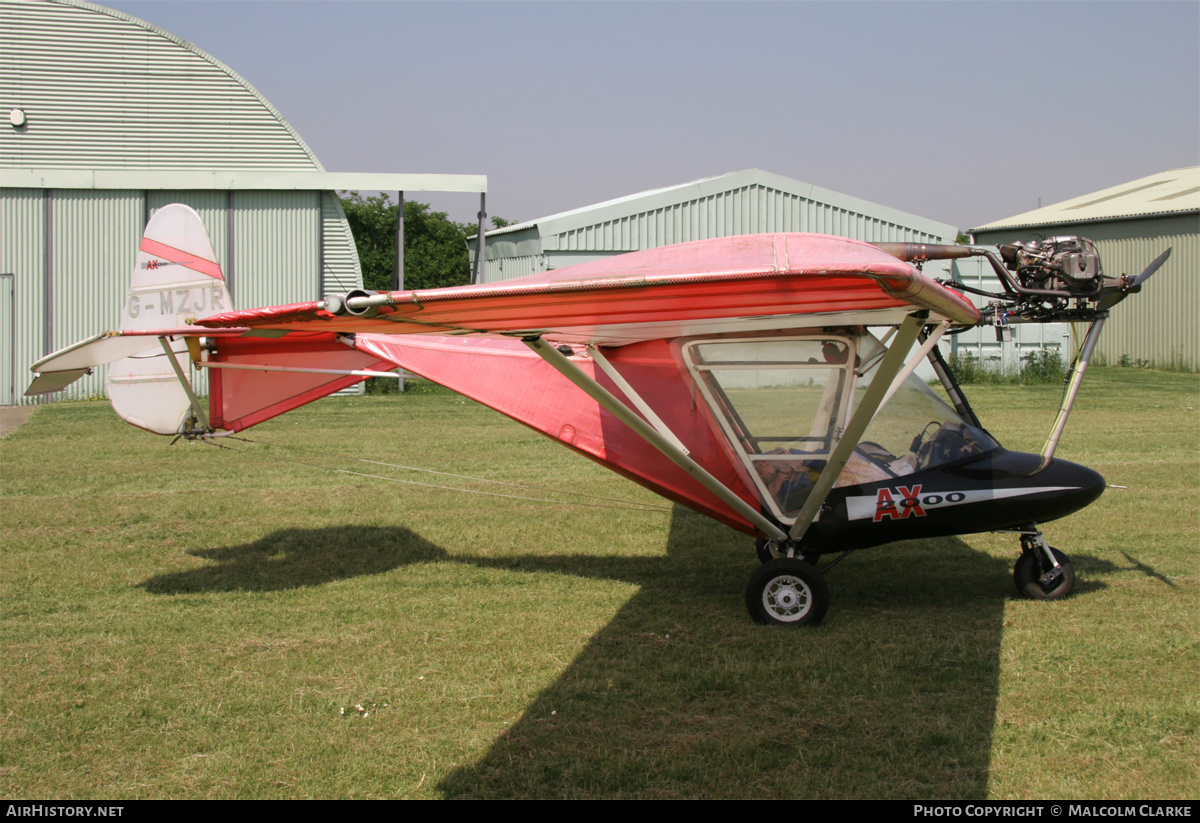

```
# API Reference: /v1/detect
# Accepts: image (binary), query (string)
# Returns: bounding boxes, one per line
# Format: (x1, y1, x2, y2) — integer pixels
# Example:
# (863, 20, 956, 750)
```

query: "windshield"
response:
(848, 333, 998, 485)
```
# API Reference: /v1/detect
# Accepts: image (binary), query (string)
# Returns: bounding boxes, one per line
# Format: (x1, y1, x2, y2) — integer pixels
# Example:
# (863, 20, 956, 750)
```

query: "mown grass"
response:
(1, 370, 1196, 799)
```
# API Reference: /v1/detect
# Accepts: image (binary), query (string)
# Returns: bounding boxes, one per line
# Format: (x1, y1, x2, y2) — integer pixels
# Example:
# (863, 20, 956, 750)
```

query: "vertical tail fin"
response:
(107, 204, 232, 434)
(29, 203, 397, 436)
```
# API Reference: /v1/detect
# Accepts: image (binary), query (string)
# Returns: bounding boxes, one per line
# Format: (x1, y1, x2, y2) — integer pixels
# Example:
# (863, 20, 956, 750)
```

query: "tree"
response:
(463, 215, 519, 238)
(340, 191, 472, 292)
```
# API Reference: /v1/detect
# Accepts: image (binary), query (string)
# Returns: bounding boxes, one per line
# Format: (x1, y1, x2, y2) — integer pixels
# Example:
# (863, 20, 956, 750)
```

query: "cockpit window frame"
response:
(683, 334, 859, 523)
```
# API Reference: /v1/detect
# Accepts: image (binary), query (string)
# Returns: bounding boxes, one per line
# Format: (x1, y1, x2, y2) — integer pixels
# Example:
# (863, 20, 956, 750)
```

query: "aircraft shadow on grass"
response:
(441, 509, 1009, 800)
(139, 525, 449, 594)
(138, 507, 1108, 799)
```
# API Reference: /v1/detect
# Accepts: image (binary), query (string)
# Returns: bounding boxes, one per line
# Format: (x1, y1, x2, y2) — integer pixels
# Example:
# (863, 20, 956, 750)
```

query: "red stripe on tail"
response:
(139, 237, 225, 281)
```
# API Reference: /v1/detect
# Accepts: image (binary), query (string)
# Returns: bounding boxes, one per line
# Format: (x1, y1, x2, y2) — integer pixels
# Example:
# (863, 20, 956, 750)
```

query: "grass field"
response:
(2, 369, 1196, 799)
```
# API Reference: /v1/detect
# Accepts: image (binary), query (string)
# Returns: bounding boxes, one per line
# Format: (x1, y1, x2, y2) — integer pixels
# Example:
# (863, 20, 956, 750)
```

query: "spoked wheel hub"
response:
(764, 575, 810, 619)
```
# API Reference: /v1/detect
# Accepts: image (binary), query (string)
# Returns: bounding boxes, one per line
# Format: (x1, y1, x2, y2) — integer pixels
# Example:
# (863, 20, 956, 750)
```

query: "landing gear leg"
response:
(755, 537, 777, 564)
(1013, 530, 1075, 600)
(755, 538, 818, 566)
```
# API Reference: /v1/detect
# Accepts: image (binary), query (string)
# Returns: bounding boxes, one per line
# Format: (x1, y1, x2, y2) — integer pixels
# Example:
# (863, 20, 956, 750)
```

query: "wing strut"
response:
(524, 336, 789, 542)
(872, 321, 948, 419)
(1040, 316, 1106, 468)
(159, 336, 211, 432)
(924, 332, 982, 429)
(788, 313, 926, 543)
(199, 362, 404, 379)
(586, 344, 690, 455)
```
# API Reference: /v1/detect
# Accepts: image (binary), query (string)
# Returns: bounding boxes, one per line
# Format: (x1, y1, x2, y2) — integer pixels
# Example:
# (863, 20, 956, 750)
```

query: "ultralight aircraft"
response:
(27, 205, 1171, 626)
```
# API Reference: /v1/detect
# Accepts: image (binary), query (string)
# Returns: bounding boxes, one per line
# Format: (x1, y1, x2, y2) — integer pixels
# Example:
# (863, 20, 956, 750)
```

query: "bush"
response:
(946, 352, 1002, 384)
(1117, 354, 1151, 369)
(362, 377, 452, 396)
(363, 376, 402, 395)
(946, 348, 1066, 385)
(1020, 348, 1066, 383)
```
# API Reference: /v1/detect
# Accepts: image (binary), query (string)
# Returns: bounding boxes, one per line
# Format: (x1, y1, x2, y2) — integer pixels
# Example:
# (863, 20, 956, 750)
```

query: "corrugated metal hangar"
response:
(0, 0, 483, 404)
(469, 169, 959, 283)
(965, 167, 1198, 372)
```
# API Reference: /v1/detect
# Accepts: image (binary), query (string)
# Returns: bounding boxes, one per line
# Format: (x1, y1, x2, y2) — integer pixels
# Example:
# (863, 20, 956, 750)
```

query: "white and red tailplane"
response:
(27, 204, 399, 436)
(107, 204, 232, 433)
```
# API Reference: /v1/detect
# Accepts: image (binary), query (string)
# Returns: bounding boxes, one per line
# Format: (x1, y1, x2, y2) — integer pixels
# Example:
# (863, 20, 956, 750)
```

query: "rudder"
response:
(107, 204, 232, 434)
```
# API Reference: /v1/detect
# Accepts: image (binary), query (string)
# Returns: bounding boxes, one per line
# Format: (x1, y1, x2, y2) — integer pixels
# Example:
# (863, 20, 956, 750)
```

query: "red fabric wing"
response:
(194, 234, 981, 339)
(352, 333, 763, 534)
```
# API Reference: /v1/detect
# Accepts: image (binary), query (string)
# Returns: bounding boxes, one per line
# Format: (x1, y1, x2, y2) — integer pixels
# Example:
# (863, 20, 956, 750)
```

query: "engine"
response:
(999, 236, 1105, 297)
(872, 235, 1169, 327)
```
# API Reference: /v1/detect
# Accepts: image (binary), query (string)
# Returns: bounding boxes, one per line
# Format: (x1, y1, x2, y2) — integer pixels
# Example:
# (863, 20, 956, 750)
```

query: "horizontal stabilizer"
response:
(25, 369, 92, 397)
(26, 328, 251, 396)
(27, 333, 162, 395)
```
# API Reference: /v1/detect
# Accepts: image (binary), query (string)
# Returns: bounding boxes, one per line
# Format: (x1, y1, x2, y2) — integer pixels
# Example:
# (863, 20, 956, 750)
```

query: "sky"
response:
(101, 0, 1199, 231)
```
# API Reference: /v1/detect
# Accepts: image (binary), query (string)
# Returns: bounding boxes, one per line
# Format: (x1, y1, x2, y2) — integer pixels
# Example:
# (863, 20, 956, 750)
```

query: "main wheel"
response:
(745, 559, 829, 627)
(1013, 547, 1075, 600)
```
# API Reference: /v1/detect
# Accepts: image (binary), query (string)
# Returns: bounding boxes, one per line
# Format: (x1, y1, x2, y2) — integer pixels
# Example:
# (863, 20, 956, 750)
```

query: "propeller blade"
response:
(1095, 247, 1172, 311)
(1132, 247, 1172, 287)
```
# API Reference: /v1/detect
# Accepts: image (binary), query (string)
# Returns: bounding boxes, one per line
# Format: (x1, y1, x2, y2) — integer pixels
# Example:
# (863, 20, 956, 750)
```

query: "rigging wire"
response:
(200, 436, 674, 514)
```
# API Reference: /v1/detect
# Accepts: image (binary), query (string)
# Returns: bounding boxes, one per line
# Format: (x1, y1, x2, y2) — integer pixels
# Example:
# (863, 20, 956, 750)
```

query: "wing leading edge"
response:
(194, 233, 980, 344)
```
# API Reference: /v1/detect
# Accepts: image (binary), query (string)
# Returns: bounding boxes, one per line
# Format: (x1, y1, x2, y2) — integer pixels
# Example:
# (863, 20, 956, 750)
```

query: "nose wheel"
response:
(1014, 532, 1075, 600)
(745, 558, 829, 627)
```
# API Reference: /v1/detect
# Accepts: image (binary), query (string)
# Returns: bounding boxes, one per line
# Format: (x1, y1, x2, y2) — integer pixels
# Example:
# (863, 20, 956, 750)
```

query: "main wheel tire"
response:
(1013, 547, 1075, 600)
(745, 558, 829, 627)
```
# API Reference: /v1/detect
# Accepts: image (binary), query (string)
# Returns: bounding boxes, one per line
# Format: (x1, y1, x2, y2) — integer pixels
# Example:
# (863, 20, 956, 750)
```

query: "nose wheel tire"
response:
(1014, 547, 1075, 600)
(745, 558, 829, 627)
